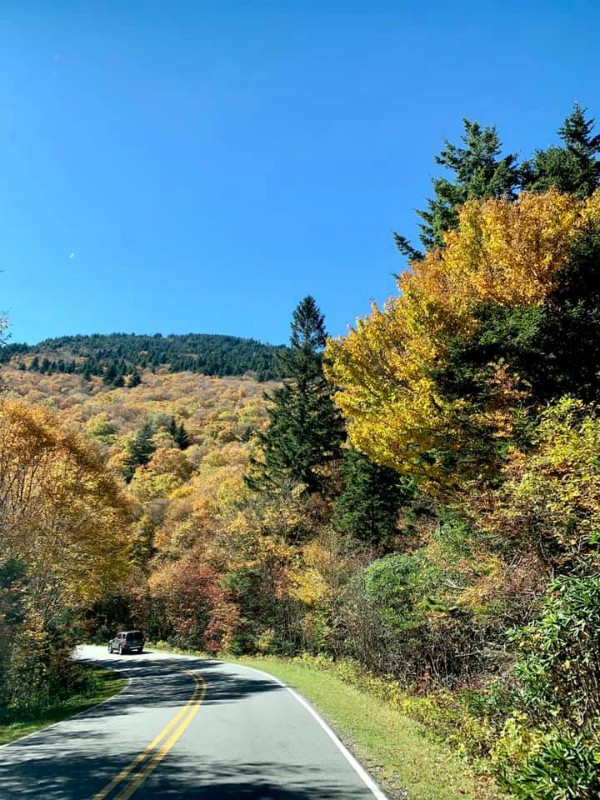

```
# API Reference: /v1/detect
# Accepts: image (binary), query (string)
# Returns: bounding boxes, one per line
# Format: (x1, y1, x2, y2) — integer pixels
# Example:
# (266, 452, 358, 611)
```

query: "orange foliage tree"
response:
(0, 401, 133, 622)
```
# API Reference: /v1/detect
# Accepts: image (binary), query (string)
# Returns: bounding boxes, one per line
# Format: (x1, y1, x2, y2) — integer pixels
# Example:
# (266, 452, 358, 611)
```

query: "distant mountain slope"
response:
(0, 332, 289, 383)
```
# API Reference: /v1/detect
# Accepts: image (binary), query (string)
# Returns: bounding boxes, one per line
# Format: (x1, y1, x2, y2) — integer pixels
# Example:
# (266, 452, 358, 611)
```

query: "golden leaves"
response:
(326, 190, 600, 489)
(0, 401, 133, 618)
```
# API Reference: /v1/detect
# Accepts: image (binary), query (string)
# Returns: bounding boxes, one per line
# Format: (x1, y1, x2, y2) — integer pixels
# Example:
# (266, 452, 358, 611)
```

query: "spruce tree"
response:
(246, 296, 345, 494)
(175, 422, 191, 450)
(522, 104, 600, 198)
(394, 120, 521, 257)
(167, 416, 191, 449)
(122, 421, 156, 483)
(333, 449, 414, 548)
(103, 361, 118, 386)
(127, 369, 142, 388)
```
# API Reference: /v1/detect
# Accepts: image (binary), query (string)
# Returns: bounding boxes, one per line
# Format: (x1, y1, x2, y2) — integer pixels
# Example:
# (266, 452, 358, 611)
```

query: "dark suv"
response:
(108, 630, 145, 655)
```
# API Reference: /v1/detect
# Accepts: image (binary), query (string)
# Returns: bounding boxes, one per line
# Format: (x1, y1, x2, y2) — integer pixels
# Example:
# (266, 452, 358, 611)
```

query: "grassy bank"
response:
(0, 665, 125, 746)
(151, 643, 502, 800)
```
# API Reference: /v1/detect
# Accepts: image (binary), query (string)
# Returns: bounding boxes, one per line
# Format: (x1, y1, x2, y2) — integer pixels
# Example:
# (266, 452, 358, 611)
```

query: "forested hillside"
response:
(3, 104, 600, 799)
(0, 332, 288, 382)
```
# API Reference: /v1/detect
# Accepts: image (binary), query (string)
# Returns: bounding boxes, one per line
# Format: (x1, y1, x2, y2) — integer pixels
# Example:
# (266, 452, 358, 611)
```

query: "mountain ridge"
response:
(0, 331, 289, 383)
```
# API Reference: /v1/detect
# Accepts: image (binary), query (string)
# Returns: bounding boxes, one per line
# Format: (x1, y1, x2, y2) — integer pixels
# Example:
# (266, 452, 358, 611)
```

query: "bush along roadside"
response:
(491, 575, 600, 800)
(0, 662, 125, 746)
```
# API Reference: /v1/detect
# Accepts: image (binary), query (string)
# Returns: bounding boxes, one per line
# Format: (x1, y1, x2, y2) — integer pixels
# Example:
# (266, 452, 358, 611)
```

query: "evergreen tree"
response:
(333, 449, 414, 548)
(246, 296, 345, 494)
(431, 224, 600, 447)
(174, 422, 191, 450)
(522, 104, 600, 198)
(103, 361, 118, 386)
(167, 416, 191, 449)
(127, 369, 142, 388)
(394, 120, 521, 257)
(122, 421, 156, 483)
(533, 223, 600, 403)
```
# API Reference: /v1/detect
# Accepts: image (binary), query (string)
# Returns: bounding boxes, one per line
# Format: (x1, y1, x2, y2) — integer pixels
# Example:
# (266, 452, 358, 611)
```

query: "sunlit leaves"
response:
(0, 401, 133, 618)
(327, 190, 600, 490)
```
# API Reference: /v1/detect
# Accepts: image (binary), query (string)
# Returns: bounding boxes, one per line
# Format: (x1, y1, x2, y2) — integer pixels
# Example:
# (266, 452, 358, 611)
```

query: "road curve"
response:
(0, 645, 387, 799)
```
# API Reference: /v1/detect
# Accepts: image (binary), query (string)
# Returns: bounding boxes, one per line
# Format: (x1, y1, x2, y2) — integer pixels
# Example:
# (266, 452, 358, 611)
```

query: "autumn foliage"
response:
(0, 401, 133, 708)
(5, 107, 600, 797)
(327, 190, 600, 490)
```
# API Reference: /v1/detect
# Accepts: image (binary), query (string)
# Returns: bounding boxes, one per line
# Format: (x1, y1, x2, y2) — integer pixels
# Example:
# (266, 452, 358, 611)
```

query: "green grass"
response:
(0, 666, 125, 747)
(150, 643, 502, 800)
(231, 655, 501, 800)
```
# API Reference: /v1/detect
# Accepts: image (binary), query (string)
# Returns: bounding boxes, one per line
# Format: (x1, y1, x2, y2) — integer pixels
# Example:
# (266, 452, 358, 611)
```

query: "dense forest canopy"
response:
(0, 332, 289, 383)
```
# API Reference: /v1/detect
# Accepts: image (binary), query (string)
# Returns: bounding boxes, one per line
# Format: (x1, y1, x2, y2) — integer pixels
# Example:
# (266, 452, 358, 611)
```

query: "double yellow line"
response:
(94, 667, 207, 800)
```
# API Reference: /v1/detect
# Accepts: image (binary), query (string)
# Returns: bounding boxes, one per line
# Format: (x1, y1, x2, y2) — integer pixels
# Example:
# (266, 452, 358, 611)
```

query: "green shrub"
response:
(509, 574, 600, 729)
(493, 575, 600, 797)
(2, 621, 79, 712)
(496, 728, 600, 800)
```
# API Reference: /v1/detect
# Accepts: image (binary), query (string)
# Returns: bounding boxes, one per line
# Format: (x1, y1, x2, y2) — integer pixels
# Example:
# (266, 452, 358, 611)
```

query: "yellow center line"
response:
(93, 674, 200, 800)
(113, 674, 207, 800)
(93, 668, 206, 800)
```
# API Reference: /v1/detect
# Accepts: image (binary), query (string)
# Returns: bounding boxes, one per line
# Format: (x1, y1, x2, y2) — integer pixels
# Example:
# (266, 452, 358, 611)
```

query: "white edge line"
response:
(222, 660, 389, 800)
(0, 658, 133, 751)
(2, 644, 388, 800)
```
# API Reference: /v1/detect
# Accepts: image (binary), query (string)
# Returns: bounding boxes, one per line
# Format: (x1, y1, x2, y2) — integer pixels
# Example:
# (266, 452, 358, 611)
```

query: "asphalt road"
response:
(0, 645, 387, 799)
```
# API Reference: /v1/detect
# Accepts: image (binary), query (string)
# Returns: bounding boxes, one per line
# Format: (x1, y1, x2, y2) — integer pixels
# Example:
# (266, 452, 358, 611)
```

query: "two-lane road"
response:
(0, 645, 387, 799)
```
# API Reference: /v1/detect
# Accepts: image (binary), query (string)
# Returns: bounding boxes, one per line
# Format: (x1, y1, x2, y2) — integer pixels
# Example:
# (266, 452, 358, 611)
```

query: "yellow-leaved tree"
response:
(0, 401, 134, 708)
(0, 401, 133, 616)
(326, 190, 600, 492)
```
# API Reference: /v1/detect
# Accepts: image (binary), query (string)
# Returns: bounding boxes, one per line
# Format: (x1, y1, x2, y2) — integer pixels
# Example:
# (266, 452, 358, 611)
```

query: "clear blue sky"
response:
(0, 0, 598, 345)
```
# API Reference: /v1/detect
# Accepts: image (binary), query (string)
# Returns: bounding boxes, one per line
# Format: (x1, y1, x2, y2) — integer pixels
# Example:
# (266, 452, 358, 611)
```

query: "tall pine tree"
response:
(394, 119, 521, 257)
(246, 296, 345, 494)
(522, 104, 600, 198)
(122, 421, 156, 483)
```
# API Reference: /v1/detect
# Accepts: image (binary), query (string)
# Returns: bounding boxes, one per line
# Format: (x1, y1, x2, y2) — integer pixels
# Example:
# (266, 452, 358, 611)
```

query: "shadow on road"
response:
(0, 654, 376, 799)
(132, 756, 374, 799)
(0, 748, 371, 799)
(71, 655, 283, 720)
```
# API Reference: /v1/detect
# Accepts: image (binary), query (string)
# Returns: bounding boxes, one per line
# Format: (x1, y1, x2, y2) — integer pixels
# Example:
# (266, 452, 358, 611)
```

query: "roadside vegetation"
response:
(0, 665, 125, 746)
(153, 641, 501, 800)
(2, 104, 600, 797)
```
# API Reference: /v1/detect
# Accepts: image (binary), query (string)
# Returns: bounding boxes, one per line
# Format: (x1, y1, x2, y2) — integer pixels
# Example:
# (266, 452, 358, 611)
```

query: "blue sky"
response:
(0, 1, 598, 345)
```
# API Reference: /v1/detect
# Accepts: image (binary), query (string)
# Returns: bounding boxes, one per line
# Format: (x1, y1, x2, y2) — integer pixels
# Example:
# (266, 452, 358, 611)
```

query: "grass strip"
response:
(0, 665, 125, 746)
(149, 643, 501, 800)
(231, 655, 501, 800)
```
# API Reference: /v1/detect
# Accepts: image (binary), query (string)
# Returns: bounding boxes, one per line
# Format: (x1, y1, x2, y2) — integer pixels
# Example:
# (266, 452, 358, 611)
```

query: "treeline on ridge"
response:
(0, 332, 289, 383)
